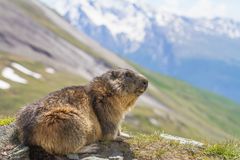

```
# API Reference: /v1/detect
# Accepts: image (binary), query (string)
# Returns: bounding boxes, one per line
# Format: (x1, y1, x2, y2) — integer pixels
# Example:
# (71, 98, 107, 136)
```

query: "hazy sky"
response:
(145, 0, 240, 21)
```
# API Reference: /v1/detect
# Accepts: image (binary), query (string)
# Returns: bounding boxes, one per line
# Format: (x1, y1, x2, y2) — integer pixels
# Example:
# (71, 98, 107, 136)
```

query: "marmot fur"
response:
(16, 68, 148, 155)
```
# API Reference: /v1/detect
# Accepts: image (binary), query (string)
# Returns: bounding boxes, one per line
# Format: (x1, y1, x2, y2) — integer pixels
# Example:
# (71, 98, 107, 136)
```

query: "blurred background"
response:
(0, 0, 239, 142)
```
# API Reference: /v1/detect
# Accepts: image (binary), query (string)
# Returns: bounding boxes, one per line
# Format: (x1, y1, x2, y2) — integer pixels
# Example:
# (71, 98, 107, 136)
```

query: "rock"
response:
(81, 157, 108, 160)
(0, 123, 16, 149)
(0, 124, 134, 160)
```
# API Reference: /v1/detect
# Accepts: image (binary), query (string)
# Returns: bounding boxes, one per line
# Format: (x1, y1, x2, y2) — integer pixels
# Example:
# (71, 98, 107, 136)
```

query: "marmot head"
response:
(100, 68, 148, 96)
(90, 68, 148, 110)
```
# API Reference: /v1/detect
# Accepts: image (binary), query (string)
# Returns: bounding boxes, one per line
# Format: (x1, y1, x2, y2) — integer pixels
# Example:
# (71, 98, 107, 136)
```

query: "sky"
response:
(145, 0, 240, 21)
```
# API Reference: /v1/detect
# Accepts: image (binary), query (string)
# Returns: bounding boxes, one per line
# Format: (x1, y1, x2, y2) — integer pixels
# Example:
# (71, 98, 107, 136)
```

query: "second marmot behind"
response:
(16, 68, 148, 155)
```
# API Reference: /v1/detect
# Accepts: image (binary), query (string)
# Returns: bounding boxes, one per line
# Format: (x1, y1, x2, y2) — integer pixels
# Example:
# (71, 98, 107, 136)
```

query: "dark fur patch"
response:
(29, 146, 57, 160)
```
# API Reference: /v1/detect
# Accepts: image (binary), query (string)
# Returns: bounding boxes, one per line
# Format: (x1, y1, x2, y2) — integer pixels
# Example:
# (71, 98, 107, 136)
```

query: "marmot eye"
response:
(125, 72, 132, 78)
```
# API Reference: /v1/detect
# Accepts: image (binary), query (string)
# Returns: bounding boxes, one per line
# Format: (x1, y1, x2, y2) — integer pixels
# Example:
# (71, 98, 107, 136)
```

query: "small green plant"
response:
(0, 117, 15, 126)
(204, 141, 240, 159)
(127, 133, 166, 159)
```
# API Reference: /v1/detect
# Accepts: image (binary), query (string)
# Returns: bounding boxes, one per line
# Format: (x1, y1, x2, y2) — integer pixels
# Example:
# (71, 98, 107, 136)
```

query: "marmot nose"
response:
(141, 79, 148, 88)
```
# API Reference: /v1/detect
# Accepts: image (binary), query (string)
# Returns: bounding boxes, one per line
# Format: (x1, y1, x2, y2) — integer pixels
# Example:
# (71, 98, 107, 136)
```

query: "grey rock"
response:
(0, 124, 134, 160)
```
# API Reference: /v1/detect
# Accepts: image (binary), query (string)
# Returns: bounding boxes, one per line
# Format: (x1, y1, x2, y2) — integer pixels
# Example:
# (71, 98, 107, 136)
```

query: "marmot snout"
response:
(16, 68, 148, 155)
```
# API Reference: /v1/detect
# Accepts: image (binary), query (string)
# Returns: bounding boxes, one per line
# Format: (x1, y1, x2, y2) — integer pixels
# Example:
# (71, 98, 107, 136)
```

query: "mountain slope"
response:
(41, 0, 240, 103)
(133, 65, 240, 140)
(0, 51, 86, 116)
(0, 0, 239, 141)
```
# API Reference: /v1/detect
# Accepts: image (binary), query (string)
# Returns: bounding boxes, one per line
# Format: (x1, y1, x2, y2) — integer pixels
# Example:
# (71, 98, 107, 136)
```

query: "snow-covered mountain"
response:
(41, 0, 240, 103)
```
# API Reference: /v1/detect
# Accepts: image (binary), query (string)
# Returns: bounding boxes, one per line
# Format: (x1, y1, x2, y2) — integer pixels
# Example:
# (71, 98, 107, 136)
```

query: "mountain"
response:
(40, 0, 240, 103)
(0, 0, 240, 142)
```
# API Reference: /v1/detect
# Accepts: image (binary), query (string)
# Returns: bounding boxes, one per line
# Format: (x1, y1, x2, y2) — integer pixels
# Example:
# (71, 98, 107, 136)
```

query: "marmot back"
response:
(16, 68, 148, 155)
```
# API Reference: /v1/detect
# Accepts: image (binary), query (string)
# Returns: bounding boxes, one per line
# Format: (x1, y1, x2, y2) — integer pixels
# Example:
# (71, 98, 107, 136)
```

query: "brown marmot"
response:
(16, 68, 148, 155)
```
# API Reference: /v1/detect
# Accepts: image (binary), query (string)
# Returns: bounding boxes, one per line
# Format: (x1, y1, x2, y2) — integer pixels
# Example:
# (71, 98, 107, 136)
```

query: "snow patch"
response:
(45, 67, 55, 74)
(2, 67, 27, 84)
(11, 63, 42, 79)
(0, 80, 10, 89)
(149, 118, 159, 126)
(160, 134, 204, 146)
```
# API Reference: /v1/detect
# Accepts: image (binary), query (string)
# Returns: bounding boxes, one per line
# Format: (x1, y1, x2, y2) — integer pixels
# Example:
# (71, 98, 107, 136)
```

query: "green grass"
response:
(204, 141, 240, 160)
(127, 133, 240, 160)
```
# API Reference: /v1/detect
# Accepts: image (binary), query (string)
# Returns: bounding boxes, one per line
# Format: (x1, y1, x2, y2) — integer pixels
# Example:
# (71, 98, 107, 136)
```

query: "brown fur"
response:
(16, 68, 148, 155)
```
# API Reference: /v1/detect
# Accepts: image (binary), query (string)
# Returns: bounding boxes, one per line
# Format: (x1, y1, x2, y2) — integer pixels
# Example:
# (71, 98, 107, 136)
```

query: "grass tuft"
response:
(126, 133, 240, 160)
(204, 141, 240, 159)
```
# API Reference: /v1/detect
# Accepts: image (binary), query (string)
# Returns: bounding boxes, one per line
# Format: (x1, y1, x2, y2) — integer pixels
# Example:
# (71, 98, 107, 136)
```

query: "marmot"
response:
(16, 68, 148, 155)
